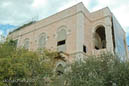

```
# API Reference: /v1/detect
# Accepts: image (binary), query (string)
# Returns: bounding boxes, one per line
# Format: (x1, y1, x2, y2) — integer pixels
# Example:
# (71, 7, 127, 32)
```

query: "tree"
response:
(0, 40, 58, 86)
(1, 40, 129, 86)
(64, 53, 129, 86)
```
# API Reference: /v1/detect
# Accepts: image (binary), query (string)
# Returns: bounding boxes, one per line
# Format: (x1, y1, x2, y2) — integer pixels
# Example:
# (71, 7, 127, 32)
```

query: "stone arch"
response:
(38, 33, 46, 49)
(57, 29, 67, 41)
(57, 26, 67, 52)
(23, 38, 29, 49)
(57, 26, 68, 40)
(56, 62, 65, 75)
(93, 25, 106, 50)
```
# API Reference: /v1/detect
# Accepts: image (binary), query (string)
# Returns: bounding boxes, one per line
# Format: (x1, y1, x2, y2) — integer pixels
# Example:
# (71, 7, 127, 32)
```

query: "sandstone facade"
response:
(8, 2, 129, 61)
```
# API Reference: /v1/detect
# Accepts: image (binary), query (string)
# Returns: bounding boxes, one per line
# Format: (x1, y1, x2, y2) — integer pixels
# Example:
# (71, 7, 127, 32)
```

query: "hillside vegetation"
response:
(0, 40, 129, 86)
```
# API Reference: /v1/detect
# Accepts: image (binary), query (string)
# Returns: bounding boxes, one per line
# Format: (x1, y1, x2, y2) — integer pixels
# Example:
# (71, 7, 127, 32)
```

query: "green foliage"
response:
(0, 40, 17, 58)
(0, 40, 58, 86)
(1, 40, 129, 86)
(65, 53, 129, 86)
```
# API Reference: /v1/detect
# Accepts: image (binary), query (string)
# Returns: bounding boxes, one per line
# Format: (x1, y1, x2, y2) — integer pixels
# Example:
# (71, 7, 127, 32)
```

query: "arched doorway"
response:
(94, 26, 106, 50)
(56, 64, 64, 76)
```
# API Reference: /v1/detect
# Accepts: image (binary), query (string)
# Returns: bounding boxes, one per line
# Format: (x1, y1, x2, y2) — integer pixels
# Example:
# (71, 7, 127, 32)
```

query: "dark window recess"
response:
(83, 45, 87, 53)
(9, 39, 18, 47)
(111, 17, 116, 51)
(95, 46, 99, 50)
(57, 71, 63, 76)
(57, 40, 65, 46)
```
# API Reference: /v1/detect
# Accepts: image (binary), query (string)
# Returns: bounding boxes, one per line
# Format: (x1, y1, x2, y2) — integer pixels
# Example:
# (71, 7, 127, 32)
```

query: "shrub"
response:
(1, 40, 129, 86)
(0, 40, 58, 86)
(64, 53, 129, 86)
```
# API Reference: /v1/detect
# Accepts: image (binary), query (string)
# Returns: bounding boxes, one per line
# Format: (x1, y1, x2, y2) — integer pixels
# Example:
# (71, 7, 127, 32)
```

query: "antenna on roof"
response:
(32, 15, 39, 22)
(18, 16, 38, 27)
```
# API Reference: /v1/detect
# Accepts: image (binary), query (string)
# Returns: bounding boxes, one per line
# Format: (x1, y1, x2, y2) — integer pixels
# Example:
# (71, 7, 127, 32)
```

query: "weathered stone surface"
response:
(8, 2, 129, 61)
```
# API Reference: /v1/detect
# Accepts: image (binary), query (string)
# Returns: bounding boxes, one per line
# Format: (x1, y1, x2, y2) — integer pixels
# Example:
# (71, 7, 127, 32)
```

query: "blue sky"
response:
(0, 24, 16, 36)
(127, 36, 129, 46)
(0, 0, 129, 45)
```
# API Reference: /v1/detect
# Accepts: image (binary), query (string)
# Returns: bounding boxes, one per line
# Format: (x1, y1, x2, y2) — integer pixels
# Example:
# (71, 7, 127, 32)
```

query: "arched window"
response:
(23, 38, 29, 49)
(57, 28, 67, 52)
(57, 29, 66, 41)
(38, 33, 46, 49)
(94, 26, 106, 50)
(56, 64, 64, 76)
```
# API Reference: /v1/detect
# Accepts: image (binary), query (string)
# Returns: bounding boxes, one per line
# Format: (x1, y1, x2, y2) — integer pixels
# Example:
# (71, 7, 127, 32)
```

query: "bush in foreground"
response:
(64, 53, 129, 86)
(0, 40, 129, 86)
(0, 40, 58, 86)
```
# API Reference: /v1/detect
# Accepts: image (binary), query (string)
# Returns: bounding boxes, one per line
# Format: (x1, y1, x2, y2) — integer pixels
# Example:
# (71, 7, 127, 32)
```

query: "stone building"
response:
(8, 2, 129, 62)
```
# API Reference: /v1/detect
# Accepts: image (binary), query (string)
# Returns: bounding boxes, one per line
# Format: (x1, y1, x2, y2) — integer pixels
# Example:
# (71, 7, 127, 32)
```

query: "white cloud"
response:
(0, 0, 129, 36)
(82, 0, 129, 37)
(32, 0, 47, 8)
(0, 30, 3, 36)
(57, 0, 91, 12)
(2, 1, 12, 7)
(112, 5, 129, 27)
(57, 0, 78, 12)
(0, 29, 6, 42)
(0, 0, 38, 25)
